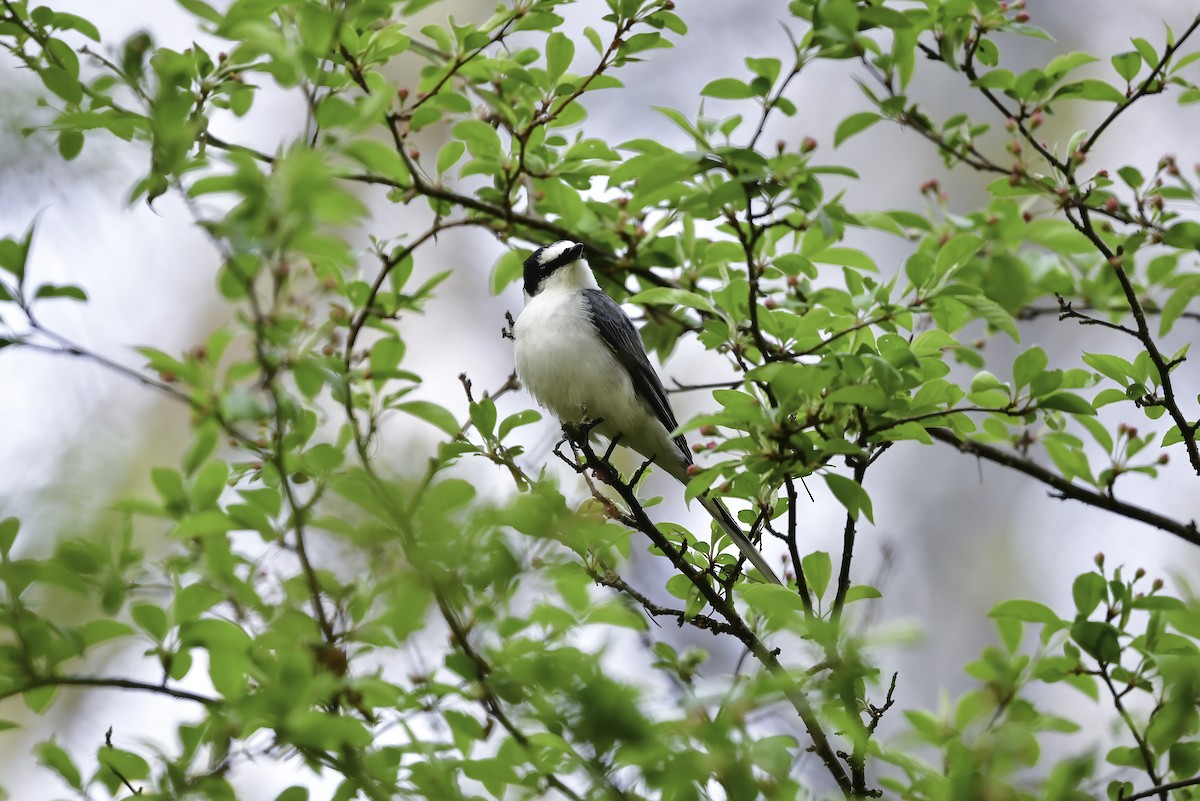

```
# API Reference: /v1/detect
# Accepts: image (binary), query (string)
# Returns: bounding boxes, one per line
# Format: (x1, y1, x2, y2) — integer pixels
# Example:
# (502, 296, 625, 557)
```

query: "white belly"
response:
(514, 290, 682, 471)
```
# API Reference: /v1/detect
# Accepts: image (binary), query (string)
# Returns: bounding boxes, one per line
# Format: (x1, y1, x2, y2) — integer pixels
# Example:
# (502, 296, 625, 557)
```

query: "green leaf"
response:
(1072, 572, 1107, 617)
(802, 551, 832, 601)
(1082, 352, 1136, 384)
(132, 603, 169, 640)
(397, 400, 460, 436)
(1072, 619, 1121, 662)
(935, 234, 984, 277)
(183, 425, 220, 476)
(57, 129, 84, 160)
(628, 287, 714, 313)
(0, 517, 18, 556)
(823, 473, 873, 522)
(177, 0, 223, 24)
(101, 749, 150, 784)
(452, 119, 503, 160)
(470, 398, 497, 438)
(51, 12, 100, 41)
(491, 248, 525, 295)
(833, 112, 881, 147)
(1013, 346, 1047, 389)
(546, 31, 575, 83)
(40, 65, 83, 104)
(700, 78, 755, 99)
(973, 69, 1015, 90)
(436, 140, 465, 175)
(843, 585, 882, 603)
(1111, 51, 1141, 81)
(498, 409, 540, 440)
(990, 599, 1060, 625)
(37, 740, 82, 789)
(0, 216, 38, 285)
(273, 788, 310, 801)
(1045, 51, 1099, 78)
(1072, 79, 1127, 104)
(1038, 392, 1097, 415)
(34, 284, 88, 303)
(745, 56, 781, 84)
(174, 582, 223, 621)
(955, 293, 1020, 341)
(1024, 219, 1093, 253)
(1163, 220, 1200, 249)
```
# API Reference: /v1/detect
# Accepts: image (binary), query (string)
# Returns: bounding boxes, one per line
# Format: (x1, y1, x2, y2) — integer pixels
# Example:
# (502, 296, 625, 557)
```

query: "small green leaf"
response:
(823, 473, 873, 522)
(843, 585, 882, 603)
(452, 119, 503, 160)
(628, 287, 714, 313)
(490, 249, 525, 295)
(700, 78, 755, 99)
(177, 0, 223, 24)
(1111, 51, 1141, 81)
(132, 603, 170, 640)
(498, 409, 540, 440)
(954, 293, 1020, 341)
(273, 787, 310, 801)
(801, 551, 832, 601)
(546, 31, 574, 83)
(973, 69, 1015, 90)
(33, 284, 87, 303)
(0, 517, 18, 556)
(1072, 572, 1107, 617)
(1082, 352, 1136, 384)
(37, 740, 82, 789)
(1013, 346, 1047, 389)
(833, 112, 881, 147)
(436, 140, 465, 175)
(1039, 392, 1097, 415)
(57, 129, 84, 160)
(1045, 51, 1099, 78)
(1163, 221, 1200, 249)
(990, 599, 1060, 624)
(397, 400, 460, 436)
(1072, 619, 1121, 662)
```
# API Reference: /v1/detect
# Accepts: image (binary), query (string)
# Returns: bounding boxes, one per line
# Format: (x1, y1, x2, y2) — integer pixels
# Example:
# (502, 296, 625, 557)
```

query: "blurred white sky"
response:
(2, 0, 1200, 797)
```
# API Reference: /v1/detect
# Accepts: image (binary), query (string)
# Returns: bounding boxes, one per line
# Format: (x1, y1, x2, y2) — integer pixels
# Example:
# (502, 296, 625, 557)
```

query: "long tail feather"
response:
(697, 494, 783, 585)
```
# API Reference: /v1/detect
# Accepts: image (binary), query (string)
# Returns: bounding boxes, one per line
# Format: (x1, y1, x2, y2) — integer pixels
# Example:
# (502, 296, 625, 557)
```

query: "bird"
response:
(512, 239, 783, 585)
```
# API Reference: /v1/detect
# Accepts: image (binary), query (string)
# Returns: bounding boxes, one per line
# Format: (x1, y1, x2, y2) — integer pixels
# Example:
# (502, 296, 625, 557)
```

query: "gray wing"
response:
(582, 288, 690, 462)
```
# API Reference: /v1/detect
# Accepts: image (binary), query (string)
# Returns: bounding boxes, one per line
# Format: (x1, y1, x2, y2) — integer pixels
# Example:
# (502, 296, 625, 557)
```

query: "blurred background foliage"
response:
(1, 0, 1200, 799)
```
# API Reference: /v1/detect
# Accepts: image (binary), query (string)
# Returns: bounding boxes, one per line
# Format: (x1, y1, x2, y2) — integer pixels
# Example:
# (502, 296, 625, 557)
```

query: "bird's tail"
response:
(697, 493, 783, 585)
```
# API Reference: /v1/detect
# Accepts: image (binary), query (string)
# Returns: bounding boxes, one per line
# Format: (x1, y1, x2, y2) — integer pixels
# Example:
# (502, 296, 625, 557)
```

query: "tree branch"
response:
(1, 676, 219, 707)
(563, 433, 854, 796)
(928, 428, 1200, 547)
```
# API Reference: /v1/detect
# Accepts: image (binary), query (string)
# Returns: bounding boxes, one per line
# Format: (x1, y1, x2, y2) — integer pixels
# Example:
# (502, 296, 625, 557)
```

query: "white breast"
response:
(514, 288, 681, 471)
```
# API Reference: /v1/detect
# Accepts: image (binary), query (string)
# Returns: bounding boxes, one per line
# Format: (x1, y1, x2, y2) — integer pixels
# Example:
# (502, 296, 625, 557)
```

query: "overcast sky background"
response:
(2, 0, 1199, 797)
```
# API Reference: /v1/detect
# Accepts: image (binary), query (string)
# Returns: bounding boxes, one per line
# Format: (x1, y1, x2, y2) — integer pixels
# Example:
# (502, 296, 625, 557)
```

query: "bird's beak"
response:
(568, 243, 585, 261)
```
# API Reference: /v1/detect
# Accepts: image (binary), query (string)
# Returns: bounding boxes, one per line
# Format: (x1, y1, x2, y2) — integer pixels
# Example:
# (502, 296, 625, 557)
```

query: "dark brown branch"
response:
(928, 428, 1200, 547)
(831, 455, 869, 618)
(1018, 302, 1200, 325)
(564, 434, 853, 796)
(1067, 208, 1200, 474)
(1, 676, 219, 707)
(1055, 293, 1140, 337)
(784, 476, 815, 615)
(590, 568, 741, 637)
(1123, 776, 1200, 801)
(1099, 662, 1166, 799)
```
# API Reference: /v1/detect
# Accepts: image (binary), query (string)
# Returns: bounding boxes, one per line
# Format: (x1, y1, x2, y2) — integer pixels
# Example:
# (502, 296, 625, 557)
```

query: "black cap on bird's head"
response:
(523, 240, 585, 296)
